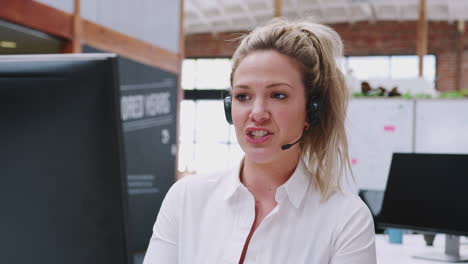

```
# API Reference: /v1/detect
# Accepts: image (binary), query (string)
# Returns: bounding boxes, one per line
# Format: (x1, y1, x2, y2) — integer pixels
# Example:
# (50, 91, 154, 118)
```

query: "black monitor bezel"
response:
(377, 152, 468, 237)
(0, 53, 130, 264)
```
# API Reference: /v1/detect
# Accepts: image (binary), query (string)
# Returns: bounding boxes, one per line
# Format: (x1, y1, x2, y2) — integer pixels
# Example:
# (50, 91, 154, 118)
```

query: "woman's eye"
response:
(235, 94, 250, 101)
(272, 92, 287, 99)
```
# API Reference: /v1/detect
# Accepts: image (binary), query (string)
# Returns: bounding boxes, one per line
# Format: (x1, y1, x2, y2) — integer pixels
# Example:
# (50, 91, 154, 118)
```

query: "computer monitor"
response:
(378, 153, 468, 262)
(0, 54, 129, 264)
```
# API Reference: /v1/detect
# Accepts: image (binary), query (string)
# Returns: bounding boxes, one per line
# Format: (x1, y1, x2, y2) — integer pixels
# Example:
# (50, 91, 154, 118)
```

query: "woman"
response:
(143, 18, 376, 264)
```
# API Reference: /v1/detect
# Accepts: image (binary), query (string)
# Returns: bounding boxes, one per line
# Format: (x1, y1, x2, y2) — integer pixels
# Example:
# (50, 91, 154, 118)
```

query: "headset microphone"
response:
(281, 132, 305, 150)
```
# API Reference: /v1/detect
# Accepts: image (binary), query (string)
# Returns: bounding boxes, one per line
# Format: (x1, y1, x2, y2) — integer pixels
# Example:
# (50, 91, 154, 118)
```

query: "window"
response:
(179, 58, 242, 174)
(345, 55, 437, 89)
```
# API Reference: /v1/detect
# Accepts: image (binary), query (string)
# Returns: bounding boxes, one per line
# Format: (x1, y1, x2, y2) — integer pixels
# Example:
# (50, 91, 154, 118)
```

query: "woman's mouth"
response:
(245, 128, 273, 144)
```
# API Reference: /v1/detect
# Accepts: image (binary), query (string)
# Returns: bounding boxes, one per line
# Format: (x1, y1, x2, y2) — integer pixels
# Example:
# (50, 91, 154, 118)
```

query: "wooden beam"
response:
(274, 0, 282, 17)
(82, 20, 179, 73)
(238, 1, 258, 25)
(0, 0, 180, 73)
(416, 0, 427, 77)
(0, 0, 72, 39)
(455, 20, 465, 91)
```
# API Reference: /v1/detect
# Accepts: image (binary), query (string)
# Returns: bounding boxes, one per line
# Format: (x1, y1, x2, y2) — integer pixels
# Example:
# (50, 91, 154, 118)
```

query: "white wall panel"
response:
(346, 99, 414, 192)
(415, 99, 468, 154)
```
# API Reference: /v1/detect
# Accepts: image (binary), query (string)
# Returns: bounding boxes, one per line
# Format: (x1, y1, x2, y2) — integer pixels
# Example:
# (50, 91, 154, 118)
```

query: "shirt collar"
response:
(222, 157, 245, 200)
(222, 158, 311, 208)
(277, 158, 311, 208)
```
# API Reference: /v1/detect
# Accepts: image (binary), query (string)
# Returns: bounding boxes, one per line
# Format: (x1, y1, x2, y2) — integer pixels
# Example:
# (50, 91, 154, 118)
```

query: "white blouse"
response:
(143, 159, 376, 264)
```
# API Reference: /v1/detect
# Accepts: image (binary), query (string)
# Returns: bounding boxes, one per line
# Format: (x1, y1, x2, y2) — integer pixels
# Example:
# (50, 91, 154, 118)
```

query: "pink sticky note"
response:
(351, 158, 358, 165)
(384, 125, 396, 132)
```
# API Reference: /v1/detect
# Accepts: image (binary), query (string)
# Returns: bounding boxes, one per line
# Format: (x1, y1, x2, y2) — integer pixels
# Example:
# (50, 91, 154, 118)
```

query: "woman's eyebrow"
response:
(266, 83, 293, 89)
(233, 83, 293, 89)
(233, 85, 250, 89)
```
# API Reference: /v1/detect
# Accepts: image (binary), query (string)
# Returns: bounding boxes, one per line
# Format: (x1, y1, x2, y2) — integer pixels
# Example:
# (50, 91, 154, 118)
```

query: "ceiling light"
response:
(0, 41, 17, 48)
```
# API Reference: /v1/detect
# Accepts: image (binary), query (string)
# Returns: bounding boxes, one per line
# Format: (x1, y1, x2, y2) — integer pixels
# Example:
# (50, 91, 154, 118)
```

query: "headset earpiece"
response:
(307, 97, 321, 127)
(224, 95, 233, 125)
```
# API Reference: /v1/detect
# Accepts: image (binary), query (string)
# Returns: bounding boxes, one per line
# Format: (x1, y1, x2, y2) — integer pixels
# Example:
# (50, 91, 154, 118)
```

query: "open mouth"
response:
(250, 130, 270, 139)
(245, 128, 273, 144)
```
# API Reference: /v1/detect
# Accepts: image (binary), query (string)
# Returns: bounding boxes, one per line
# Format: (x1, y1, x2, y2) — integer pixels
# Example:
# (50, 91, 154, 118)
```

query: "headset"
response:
(223, 95, 321, 127)
(223, 95, 321, 150)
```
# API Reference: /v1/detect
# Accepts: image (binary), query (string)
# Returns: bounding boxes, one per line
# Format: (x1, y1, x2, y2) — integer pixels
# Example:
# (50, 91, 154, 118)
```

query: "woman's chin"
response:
(243, 147, 278, 164)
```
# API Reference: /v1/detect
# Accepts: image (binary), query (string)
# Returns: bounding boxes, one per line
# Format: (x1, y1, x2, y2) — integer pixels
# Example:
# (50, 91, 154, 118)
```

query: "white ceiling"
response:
(184, 0, 468, 34)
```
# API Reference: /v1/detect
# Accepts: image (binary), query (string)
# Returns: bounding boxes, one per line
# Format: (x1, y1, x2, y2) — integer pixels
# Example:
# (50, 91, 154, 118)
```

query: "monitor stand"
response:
(414, 235, 468, 262)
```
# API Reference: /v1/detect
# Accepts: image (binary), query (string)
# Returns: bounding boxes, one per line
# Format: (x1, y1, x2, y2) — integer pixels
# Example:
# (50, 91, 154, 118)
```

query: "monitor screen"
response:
(378, 153, 468, 236)
(0, 54, 129, 264)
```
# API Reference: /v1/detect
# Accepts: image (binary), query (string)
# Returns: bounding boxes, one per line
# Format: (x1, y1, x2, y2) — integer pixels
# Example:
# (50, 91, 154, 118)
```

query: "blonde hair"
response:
(230, 18, 351, 199)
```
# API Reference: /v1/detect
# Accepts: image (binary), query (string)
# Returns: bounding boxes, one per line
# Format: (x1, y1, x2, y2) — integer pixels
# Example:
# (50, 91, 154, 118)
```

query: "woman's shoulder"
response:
(322, 190, 374, 232)
(326, 190, 371, 216)
(168, 166, 237, 197)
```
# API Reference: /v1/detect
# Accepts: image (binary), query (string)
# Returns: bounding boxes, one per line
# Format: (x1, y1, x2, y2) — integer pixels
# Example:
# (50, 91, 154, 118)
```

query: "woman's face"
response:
(232, 50, 307, 164)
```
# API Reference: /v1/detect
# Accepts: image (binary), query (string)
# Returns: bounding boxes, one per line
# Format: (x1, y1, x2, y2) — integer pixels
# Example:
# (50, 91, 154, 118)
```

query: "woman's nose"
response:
(249, 99, 270, 122)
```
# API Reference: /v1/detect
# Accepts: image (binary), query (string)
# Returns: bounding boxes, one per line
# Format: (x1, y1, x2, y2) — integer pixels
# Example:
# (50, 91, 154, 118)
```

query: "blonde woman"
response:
(143, 18, 376, 264)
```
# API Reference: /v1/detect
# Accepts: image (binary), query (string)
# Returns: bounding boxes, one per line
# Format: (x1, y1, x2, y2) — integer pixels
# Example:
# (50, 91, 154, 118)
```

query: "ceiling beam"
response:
(367, 3, 378, 23)
(238, 1, 258, 25)
(447, 0, 454, 23)
(289, 0, 301, 17)
(316, 0, 326, 23)
(186, 1, 212, 32)
(345, 1, 354, 24)
(394, 0, 404, 21)
(214, 0, 233, 26)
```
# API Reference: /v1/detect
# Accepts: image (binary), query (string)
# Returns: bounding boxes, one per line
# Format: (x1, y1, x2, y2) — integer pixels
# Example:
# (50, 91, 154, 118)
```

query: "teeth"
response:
(251, 130, 268, 138)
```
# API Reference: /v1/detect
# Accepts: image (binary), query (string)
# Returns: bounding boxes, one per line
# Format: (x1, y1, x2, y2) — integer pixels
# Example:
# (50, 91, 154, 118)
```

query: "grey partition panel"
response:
(84, 46, 178, 263)
(415, 99, 468, 154)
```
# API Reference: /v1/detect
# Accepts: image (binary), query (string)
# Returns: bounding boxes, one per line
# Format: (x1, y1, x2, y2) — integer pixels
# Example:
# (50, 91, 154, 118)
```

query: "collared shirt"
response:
(143, 159, 376, 264)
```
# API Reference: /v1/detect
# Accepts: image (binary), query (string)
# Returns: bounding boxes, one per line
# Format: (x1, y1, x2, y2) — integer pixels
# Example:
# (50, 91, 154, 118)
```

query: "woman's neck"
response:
(241, 154, 300, 197)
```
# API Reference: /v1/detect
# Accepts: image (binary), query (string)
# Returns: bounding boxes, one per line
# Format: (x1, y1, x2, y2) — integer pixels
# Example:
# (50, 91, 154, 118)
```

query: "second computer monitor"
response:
(378, 153, 468, 236)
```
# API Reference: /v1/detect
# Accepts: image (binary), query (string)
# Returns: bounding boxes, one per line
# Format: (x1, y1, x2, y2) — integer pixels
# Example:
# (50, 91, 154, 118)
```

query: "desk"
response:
(376, 234, 468, 264)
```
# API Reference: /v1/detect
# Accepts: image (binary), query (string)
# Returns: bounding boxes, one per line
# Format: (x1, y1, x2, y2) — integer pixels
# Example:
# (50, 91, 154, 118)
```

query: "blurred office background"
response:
(1, 0, 468, 263)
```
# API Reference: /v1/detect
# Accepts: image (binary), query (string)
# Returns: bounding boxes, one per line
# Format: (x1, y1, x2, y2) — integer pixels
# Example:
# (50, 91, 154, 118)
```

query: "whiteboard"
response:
(345, 98, 414, 192)
(415, 99, 468, 154)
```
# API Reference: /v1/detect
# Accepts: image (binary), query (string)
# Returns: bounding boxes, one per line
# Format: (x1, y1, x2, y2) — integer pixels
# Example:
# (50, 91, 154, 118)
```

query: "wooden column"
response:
(416, 0, 427, 77)
(1, 0, 179, 72)
(71, 0, 82, 53)
(62, 0, 82, 53)
(175, 0, 185, 180)
(455, 20, 465, 91)
(274, 0, 282, 17)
